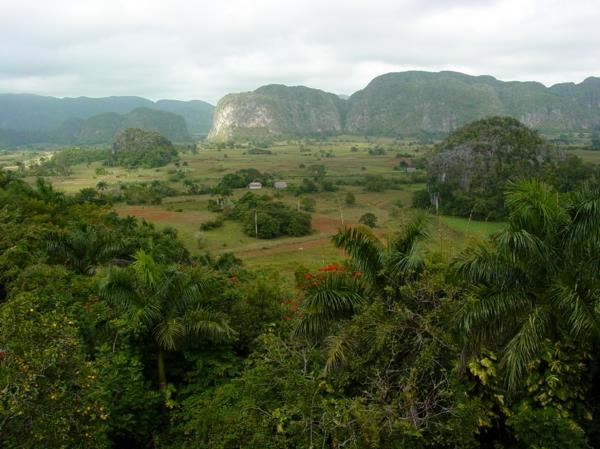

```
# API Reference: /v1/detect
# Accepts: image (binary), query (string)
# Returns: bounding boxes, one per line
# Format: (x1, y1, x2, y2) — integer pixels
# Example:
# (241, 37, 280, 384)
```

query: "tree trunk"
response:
(157, 349, 167, 391)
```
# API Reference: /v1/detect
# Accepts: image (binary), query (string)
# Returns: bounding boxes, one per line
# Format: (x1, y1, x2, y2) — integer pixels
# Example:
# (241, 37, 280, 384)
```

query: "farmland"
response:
(23, 136, 509, 277)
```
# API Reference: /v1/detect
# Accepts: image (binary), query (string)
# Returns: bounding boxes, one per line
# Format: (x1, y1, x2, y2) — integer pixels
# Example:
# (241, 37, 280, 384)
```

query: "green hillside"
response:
(108, 127, 178, 168)
(346, 71, 600, 135)
(155, 99, 214, 136)
(418, 116, 558, 219)
(208, 84, 346, 139)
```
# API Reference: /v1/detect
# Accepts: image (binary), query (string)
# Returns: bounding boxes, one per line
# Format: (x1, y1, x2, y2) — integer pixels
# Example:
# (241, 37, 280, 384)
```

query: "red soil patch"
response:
(311, 214, 346, 234)
(114, 206, 177, 222)
(387, 157, 411, 167)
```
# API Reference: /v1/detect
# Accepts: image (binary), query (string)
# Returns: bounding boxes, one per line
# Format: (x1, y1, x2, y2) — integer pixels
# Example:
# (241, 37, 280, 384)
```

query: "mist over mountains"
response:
(0, 94, 213, 146)
(2, 71, 599, 146)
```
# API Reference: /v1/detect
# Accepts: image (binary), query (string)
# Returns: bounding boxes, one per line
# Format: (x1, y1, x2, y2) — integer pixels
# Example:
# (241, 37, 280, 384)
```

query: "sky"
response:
(0, 0, 599, 104)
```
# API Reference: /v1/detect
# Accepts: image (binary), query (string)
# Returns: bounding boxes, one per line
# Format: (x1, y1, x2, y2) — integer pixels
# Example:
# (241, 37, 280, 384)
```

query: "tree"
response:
(0, 293, 109, 448)
(454, 180, 600, 389)
(46, 226, 124, 275)
(300, 197, 316, 212)
(296, 214, 430, 336)
(98, 250, 235, 390)
(358, 212, 377, 228)
(344, 191, 356, 206)
(590, 132, 600, 150)
(96, 181, 108, 191)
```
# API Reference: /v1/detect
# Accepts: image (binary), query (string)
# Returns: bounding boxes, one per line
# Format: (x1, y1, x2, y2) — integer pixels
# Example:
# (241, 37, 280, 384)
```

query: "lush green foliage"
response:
(418, 117, 598, 219)
(108, 128, 179, 168)
(1, 166, 600, 448)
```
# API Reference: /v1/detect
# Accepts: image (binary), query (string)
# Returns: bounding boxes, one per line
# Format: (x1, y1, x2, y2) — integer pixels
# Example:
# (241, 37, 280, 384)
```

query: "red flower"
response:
(304, 273, 313, 280)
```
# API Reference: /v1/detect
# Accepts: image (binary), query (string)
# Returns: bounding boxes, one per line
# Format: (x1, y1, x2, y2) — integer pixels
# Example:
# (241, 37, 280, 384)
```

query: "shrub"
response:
(200, 219, 224, 231)
(358, 212, 377, 228)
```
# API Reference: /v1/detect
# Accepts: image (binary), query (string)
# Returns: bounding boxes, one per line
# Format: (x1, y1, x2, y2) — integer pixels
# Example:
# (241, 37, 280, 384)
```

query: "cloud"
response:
(0, 0, 598, 103)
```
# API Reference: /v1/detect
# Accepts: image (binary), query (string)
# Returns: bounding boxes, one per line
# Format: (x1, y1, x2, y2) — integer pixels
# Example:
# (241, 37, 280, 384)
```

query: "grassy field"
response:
(572, 149, 600, 164)
(16, 137, 508, 277)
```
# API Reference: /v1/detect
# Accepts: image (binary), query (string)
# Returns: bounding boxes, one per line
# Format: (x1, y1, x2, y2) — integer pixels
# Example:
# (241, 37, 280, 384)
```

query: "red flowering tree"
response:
(295, 214, 430, 337)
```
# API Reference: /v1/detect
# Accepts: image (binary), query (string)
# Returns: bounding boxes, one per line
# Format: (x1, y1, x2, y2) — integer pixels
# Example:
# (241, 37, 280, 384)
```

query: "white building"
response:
(273, 181, 288, 189)
(248, 182, 262, 190)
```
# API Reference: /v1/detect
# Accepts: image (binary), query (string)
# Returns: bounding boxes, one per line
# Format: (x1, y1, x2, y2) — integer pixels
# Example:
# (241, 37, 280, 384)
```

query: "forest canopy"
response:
(1, 166, 600, 448)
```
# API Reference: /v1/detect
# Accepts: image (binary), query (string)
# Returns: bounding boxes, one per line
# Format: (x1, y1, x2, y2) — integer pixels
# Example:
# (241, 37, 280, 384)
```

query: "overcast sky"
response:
(1, 0, 598, 104)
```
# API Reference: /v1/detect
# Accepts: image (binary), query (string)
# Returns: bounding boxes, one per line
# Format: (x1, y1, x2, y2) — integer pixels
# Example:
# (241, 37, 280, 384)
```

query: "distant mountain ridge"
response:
(0, 93, 214, 146)
(3, 71, 600, 145)
(0, 107, 191, 146)
(209, 71, 600, 139)
(53, 107, 192, 144)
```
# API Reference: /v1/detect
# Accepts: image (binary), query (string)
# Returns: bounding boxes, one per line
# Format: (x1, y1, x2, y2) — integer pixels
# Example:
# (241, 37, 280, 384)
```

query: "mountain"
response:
(418, 116, 557, 220)
(0, 94, 213, 146)
(54, 108, 191, 144)
(108, 128, 178, 168)
(208, 71, 600, 138)
(345, 71, 600, 135)
(208, 84, 346, 140)
(154, 99, 214, 136)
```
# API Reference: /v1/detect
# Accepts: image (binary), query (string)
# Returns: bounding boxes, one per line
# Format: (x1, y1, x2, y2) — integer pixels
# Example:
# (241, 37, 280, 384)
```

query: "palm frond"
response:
(550, 281, 600, 340)
(99, 266, 162, 326)
(566, 181, 600, 250)
(390, 213, 430, 255)
(131, 249, 162, 288)
(494, 228, 550, 268)
(386, 241, 426, 282)
(502, 305, 552, 390)
(154, 317, 186, 350)
(323, 332, 351, 375)
(452, 242, 523, 288)
(185, 308, 236, 342)
(295, 273, 364, 337)
(458, 289, 531, 348)
(504, 179, 564, 237)
(332, 226, 384, 286)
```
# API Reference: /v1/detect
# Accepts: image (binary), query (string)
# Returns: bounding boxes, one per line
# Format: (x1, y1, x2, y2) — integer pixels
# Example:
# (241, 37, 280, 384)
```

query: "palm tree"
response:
(99, 250, 235, 390)
(332, 212, 430, 292)
(46, 226, 124, 274)
(454, 179, 600, 389)
(296, 213, 430, 337)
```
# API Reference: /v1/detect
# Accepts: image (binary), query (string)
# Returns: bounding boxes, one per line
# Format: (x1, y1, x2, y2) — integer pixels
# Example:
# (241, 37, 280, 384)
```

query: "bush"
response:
(345, 192, 356, 206)
(200, 219, 224, 231)
(300, 197, 316, 212)
(359, 212, 377, 228)
(242, 201, 312, 239)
